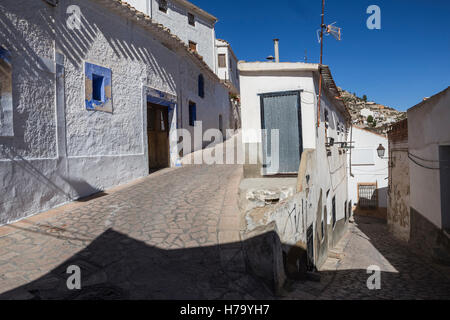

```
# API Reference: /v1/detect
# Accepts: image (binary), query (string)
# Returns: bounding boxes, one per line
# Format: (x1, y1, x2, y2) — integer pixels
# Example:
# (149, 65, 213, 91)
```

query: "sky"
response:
(190, 0, 449, 111)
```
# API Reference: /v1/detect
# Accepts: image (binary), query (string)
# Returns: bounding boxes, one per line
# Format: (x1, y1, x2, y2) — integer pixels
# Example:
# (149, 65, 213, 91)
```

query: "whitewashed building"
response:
(238, 61, 352, 269)
(0, 0, 231, 225)
(406, 87, 450, 260)
(387, 87, 450, 261)
(348, 126, 389, 218)
(124, 0, 218, 71)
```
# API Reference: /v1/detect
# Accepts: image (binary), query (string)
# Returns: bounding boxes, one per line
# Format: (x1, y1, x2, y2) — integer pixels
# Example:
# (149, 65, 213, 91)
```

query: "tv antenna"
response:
(316, 0, 342, 128)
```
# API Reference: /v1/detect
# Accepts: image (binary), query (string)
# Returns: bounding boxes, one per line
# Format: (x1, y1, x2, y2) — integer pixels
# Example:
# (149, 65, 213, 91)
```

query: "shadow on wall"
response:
(0, 147, 106, 224)
(2, 217, 450, 300)
(0, 0, 177, 105)
(47, 0, 177, 92)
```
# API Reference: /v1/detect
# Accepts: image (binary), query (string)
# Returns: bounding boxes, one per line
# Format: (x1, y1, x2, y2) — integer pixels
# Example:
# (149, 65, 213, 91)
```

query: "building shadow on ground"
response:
(295, 215, 450, 300)
(1, 216, 450, 300)
(0, 229, 273, 300)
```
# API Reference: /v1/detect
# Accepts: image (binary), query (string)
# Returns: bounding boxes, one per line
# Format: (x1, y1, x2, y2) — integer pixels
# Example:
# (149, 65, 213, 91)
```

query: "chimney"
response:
(273, 38, 280, 63)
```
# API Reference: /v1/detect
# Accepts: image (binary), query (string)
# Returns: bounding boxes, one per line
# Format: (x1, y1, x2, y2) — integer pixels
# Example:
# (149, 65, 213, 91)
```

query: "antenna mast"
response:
(316, 0, 342, 128)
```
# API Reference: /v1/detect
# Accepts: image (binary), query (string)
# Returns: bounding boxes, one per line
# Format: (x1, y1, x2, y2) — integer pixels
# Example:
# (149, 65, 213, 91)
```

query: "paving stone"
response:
(0, 165, 270, 300)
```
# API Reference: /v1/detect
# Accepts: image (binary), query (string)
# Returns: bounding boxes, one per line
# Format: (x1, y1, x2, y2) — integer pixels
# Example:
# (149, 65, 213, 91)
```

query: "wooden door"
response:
(148, 103, 169, 170)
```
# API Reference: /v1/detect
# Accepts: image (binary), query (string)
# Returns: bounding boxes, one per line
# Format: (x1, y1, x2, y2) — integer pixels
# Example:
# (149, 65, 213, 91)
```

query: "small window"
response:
(92, 74, 105, 102)
(198, 74, 204, 98)
(84, 62, 112, 113)
(332, 196, 336, 228)
(189, 101, 196, 126)
(322, 206, 326, 240)
(188, 41, 197, 52)
(218, 54, 226, 68)
(160, 110, 166, 131)
(159, 0, 168, 13)
(188, 13, 195, 26)
(0, 46, 13, 137)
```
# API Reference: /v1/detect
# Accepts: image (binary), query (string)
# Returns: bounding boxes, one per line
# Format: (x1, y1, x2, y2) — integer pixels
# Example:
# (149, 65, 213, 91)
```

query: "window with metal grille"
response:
(218, 54, 226, 68)
(159, 0, 168, 13)
(188, 13, 195, 26)
(189, 101, 196, 126)
(358, 183, 378, 209)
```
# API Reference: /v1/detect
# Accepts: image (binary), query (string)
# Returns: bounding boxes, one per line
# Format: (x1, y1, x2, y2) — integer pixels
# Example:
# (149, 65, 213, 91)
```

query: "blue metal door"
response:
(260, 91, 302, 175)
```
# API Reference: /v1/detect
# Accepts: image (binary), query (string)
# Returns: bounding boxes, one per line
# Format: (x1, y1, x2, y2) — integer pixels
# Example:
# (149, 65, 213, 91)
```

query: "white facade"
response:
(408, 87, 450, 230)
(239, 63, 319, 150)
(215, 39, 240, 93)
(238, 61, 351, 266)
(125, 0, 217, 71)
(0, 0, 230, 225)
(348, 127, 389, 209)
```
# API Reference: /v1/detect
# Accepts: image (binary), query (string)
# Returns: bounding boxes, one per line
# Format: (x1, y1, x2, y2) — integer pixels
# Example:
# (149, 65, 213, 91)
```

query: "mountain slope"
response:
(339, 88, 406, 134)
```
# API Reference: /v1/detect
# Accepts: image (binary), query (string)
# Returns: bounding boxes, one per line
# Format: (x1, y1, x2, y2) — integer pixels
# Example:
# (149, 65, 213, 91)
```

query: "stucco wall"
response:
(348, 127, 389, 209)
(239, 70, 317, 150)
(408, 88, 450, 229)
(0, 0, 230, 225)
(387, 139, 410, 242)
(240, 67, 349, 271)
(216, 41, 239, 91)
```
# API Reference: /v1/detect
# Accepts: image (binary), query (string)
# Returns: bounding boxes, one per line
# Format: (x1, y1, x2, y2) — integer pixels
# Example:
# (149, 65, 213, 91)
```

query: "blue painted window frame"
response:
(0, 46, 14, 136)
(85, 62, 112, 112)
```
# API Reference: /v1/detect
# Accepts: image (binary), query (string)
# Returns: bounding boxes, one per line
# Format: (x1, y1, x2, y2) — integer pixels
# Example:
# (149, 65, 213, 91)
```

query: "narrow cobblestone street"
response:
(285, 216, 450, 300)
(0, 165, 271, 300)
(1, 165, 450, 300)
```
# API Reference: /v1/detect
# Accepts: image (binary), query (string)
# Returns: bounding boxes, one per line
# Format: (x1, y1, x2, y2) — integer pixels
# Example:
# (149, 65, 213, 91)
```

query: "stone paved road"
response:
(284, 216, 450, 300)
(2, 163, 450, 300)
(0, 164, 272, 300)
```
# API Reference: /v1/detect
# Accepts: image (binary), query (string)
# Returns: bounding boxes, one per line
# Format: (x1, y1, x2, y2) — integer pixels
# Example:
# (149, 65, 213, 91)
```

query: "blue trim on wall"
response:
(146, 87, 177, 112)
(0, 46, 11, 65)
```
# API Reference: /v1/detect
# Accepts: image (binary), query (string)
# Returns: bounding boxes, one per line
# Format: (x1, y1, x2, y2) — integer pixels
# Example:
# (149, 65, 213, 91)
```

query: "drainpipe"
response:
(273, 39, 280, 63)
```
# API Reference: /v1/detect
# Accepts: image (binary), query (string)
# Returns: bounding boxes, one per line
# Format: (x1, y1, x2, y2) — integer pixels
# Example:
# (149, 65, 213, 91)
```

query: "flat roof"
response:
(238, 61, 319, 72)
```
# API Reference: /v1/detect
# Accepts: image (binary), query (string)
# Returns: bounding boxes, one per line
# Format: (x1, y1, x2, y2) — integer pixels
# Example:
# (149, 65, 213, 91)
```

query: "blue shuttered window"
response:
(198, 74, 204, 98)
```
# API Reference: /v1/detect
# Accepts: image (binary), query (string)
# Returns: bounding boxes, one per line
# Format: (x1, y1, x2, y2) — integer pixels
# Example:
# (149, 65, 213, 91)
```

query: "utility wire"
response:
(408, 152, 450, 163)
(408, 154, 440, 170)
